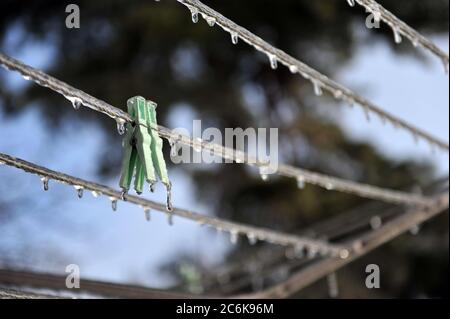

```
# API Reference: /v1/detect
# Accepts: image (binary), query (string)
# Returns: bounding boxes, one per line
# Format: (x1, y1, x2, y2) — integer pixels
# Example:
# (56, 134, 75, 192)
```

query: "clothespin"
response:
(119, 96, 172, 211)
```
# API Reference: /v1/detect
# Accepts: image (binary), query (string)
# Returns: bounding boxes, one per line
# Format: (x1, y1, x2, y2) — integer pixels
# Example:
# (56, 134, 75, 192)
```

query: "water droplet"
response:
(229, 230, 239, 244)
(165, 182, 173, 211)
(144, 207, 151, 221)
(312, 80, 323, 96)
(190, 8, 199, 23)
(116, 119, 126, 135)
(347, 0, 355, 7)
(296, 176, 305, 189)
(268, 54, 278, 70)
(231, 32, 239, 45)
(206, 16, 216, 27)
(74, 185, 84, 198)
(40, 176, 49, 191)
(334, 90, 343, 99)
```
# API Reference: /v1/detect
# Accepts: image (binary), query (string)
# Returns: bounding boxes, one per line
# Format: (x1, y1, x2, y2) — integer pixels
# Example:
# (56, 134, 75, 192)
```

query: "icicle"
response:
(312, 80, 323, 96)
(206, 16, 216, 27)
(347, 0, 355, 7)
(116, 119, 126, 135)
(289, 65, 298, 74)
(393, 27, 402, 44)
(268, 54, 278, 70)
(74, 185, 84, 198)
(231, 32, 239, 45)
(190, 7, 199, 23)
(259, 165, 270, 182)
(40, 176, 49, 191)
(296, 175, 305, 189)
(229, 230, 239, 244)
(327, 273, 339, 298)
(165, 182, 173, 211)
(66, 96, 83, 110)
(247, 233, 257, 245)
(370, 215, 382, 230)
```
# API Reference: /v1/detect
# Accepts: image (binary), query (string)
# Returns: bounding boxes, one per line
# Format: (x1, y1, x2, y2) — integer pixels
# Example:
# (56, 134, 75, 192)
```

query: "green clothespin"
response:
(119, 96, 172, 211)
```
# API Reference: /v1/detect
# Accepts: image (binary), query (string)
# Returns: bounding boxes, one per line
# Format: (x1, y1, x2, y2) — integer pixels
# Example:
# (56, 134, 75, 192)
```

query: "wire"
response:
(347, 0, 449, 69)
(173, 0, 449, 152)
(0, 53, 434, 206)
(0, 152, 348, 258)
(239, 192, 449, 298)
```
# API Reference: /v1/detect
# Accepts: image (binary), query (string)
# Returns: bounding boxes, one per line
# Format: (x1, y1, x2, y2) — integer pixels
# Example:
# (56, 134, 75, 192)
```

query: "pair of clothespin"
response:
(119, 96, 172, 211)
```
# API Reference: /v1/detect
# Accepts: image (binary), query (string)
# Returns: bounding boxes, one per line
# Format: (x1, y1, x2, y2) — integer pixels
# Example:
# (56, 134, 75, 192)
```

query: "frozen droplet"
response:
(167, 213, 174, 226)
(370, 216, 382, 229)
(339, 249, 350, 259)
(229, 230, 239, 244)
(206, 16, 216, 27)
(74, 185, 84, 198)
(144, 207, 151, 221)
(231, 32, 239, 45)
(325, 182, 334, 190)
(165, 182, 173, 211)
(347, 0, 355, 7)
(312, 80, 323, 96)
(259, 166, 270, 181)
(190, 8, 199, 23)
(410, 225, 420, 235)
(296, 176, 305, 189)
(116, 119, 126, 135)
(110, 197, 118, 211)
(289, 65, 298, 74)
(40, 176, 49, 191)
(393, 28, 402, 44)
(67, 96, 83, 110)
(268, 54, 278, 70)
(247, 233, 257, 245)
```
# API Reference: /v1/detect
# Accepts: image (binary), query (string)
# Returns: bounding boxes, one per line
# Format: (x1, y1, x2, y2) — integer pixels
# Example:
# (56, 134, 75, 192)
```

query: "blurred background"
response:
(0, 0, 448, 298)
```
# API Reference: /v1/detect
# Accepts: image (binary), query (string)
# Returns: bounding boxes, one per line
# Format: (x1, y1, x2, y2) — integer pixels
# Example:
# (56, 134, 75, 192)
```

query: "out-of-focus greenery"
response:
(0, 0, 448, 298)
